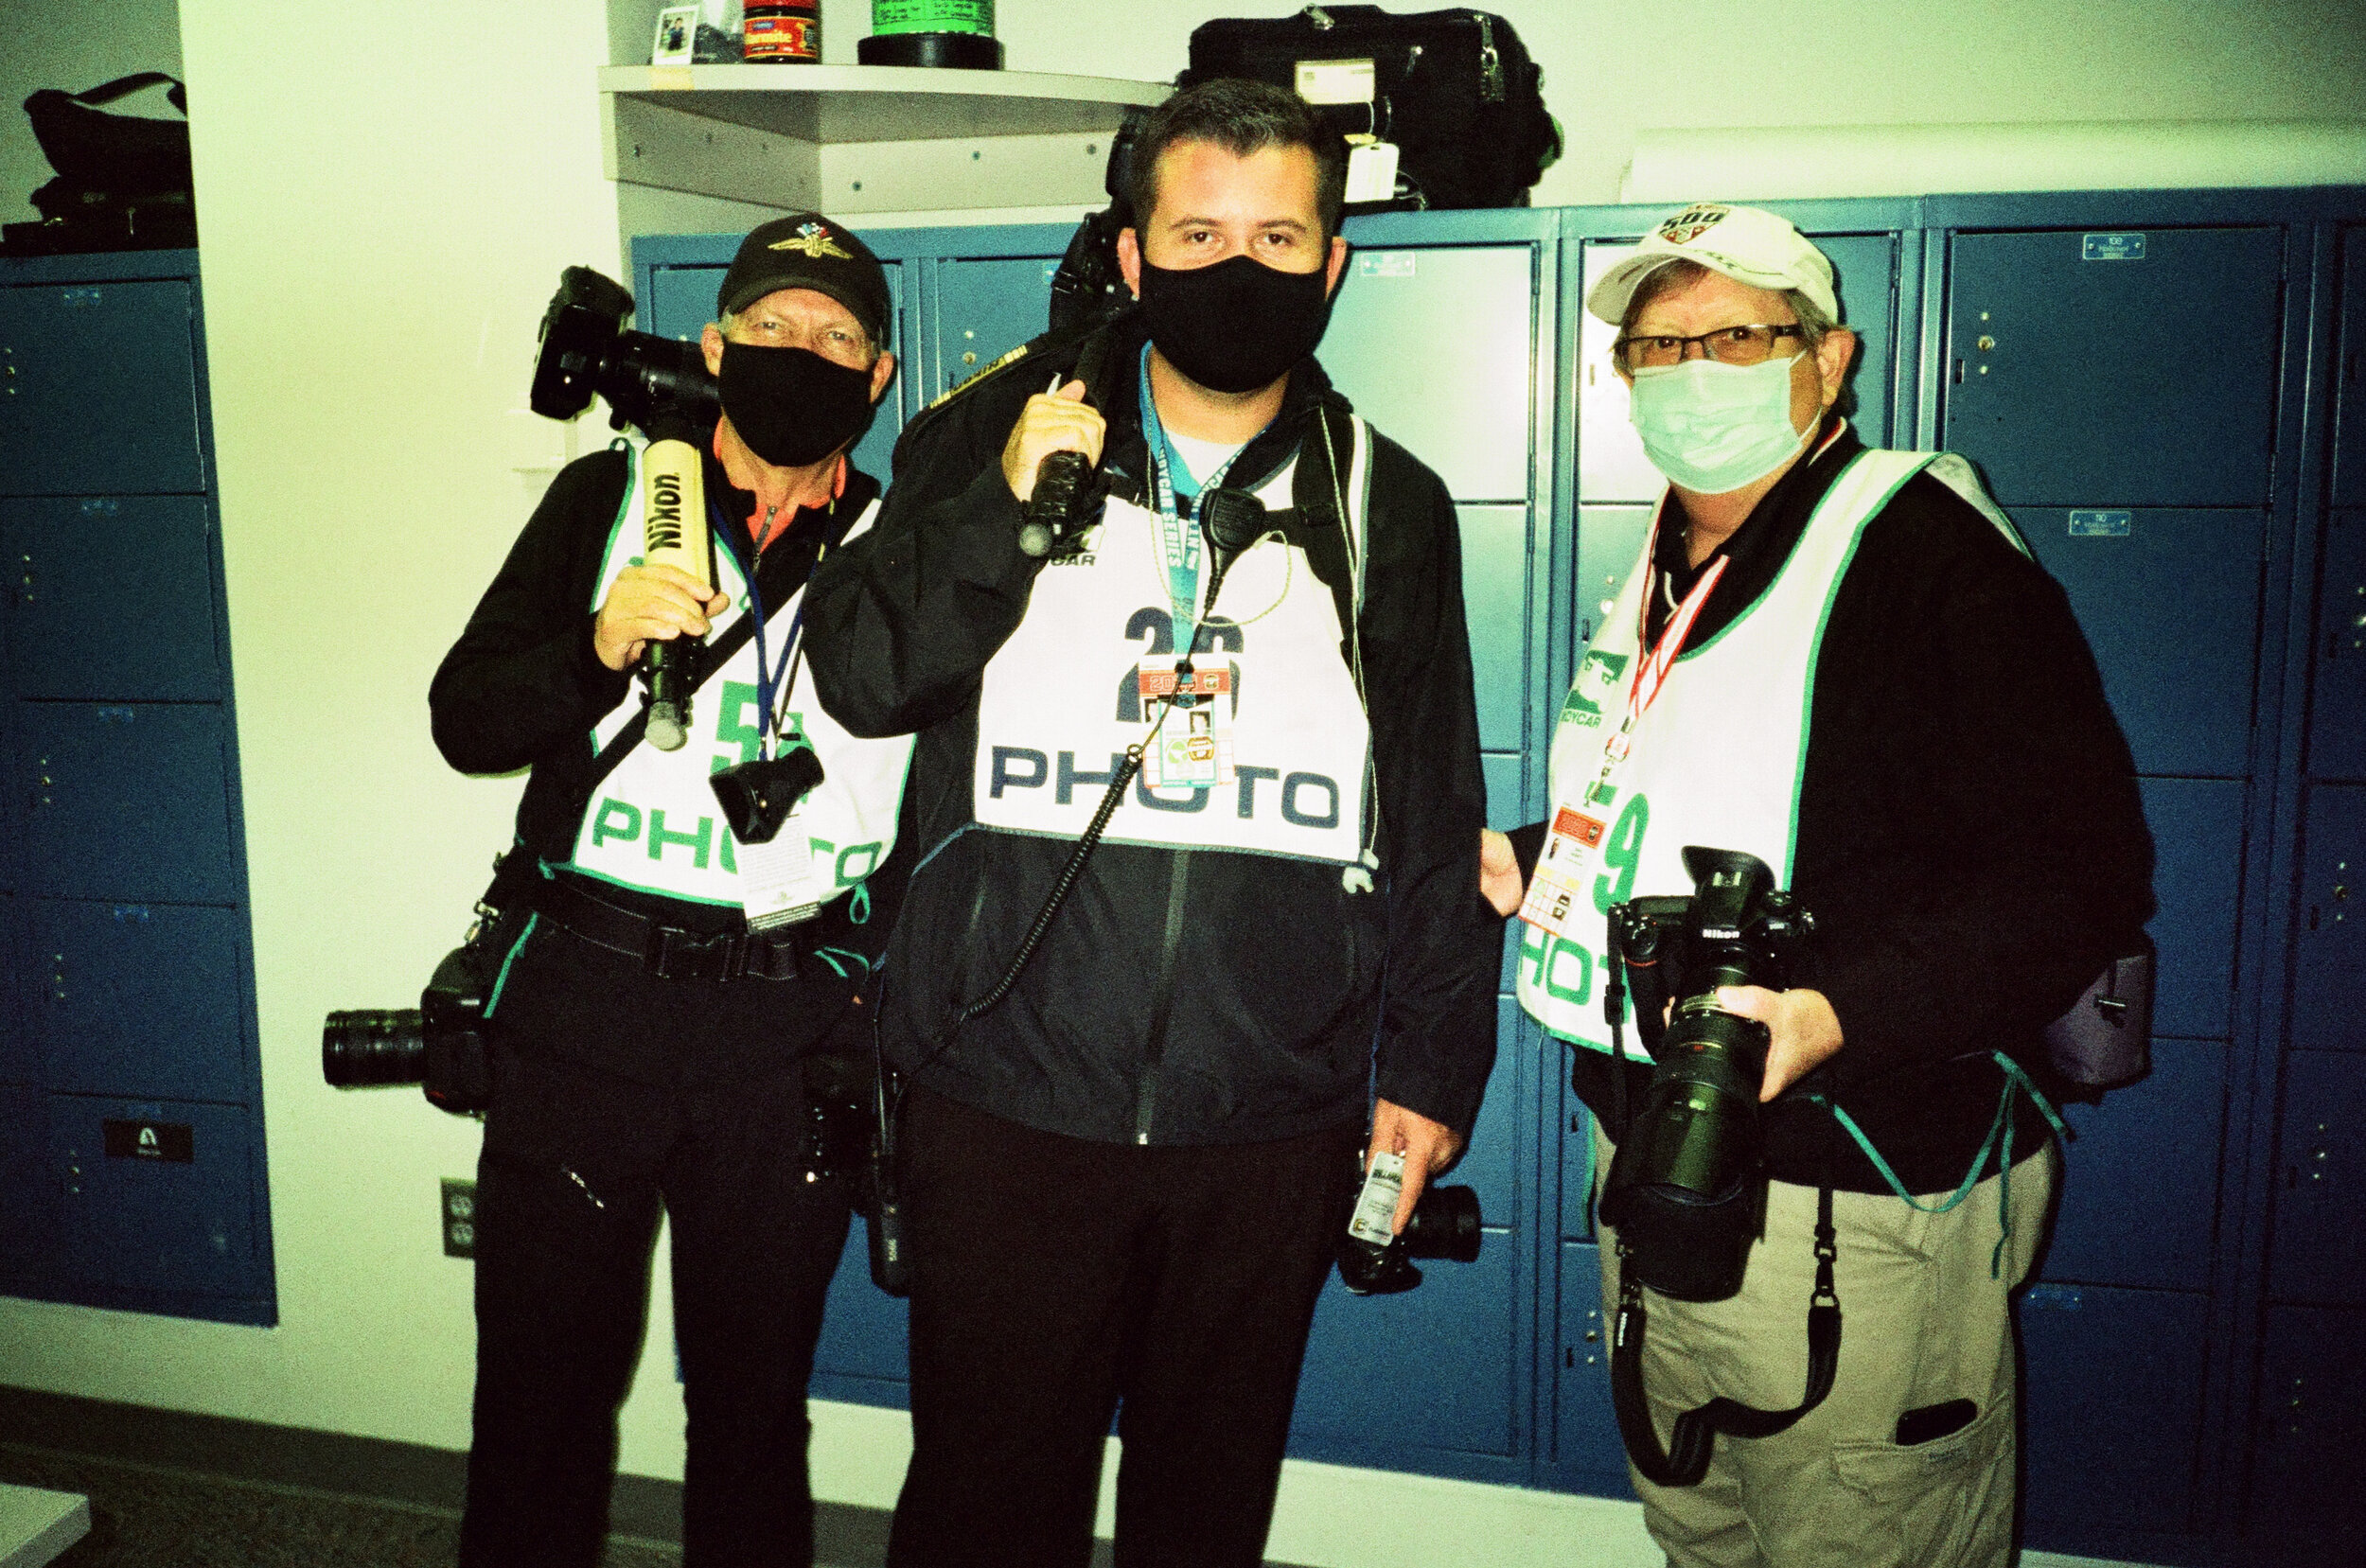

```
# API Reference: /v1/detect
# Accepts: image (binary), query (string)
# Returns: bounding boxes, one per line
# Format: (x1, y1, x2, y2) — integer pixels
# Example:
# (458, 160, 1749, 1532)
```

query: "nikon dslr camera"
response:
(1599, 847, 1814, 1303)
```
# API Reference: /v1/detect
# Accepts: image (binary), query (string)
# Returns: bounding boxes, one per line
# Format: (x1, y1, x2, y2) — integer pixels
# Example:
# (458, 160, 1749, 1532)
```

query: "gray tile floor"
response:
(0, 1446, 681, 1568)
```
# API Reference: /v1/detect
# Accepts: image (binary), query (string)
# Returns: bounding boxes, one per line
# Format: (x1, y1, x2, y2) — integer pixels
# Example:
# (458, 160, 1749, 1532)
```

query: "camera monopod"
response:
(639, 422, 712, 751)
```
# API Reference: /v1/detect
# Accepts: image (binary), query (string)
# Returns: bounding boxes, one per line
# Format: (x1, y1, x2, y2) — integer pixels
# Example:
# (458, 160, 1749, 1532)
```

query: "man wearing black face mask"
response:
(803, 81, 1497, 1568)
(429, 213, 910, 1568)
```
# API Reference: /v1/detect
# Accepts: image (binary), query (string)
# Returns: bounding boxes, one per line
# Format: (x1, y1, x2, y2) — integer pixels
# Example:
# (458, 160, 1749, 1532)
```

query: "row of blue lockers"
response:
(0, 249, 273, 1328)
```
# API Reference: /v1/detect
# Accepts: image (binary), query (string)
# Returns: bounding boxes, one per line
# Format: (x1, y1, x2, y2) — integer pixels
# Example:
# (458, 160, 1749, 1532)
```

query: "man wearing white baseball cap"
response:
(1479, 203, 2154, 1566)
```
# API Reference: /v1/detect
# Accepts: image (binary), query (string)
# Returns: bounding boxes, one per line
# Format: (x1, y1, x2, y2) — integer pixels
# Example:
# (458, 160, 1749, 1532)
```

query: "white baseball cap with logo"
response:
(1585, 203, 1839, 326)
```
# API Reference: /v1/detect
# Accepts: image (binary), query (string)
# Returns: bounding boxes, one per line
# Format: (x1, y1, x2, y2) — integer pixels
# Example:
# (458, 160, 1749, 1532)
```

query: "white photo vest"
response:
(568, 441, 915, 908)
(1517, 449, 2021, 1055)
(971, 418, 1373, 863)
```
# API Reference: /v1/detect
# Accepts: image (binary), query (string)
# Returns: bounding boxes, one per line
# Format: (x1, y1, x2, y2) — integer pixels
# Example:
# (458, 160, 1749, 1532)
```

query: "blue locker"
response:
(2333, 231, 2365, 510)
(2042, 1037, 2228, 1291)
(932, 255, 1060, 401)
(15, 700, 239, 905)
(0, 1081, 53, 1293)
(3, 496, 224, 701)
(2019, 1281, 2208, 1533)
(643, 257, 909, 485)
(1573, 504, 1651, 647)
(2289, 784, 2363, 1054)
(2249, 1304, 2366, 1564)
(1552, 1242, 1632, 1487)
(1453, 1004, 1524, 1224)
(2309, 510, 2366, 781)
(0, 895, 28, 1086)
(2266, 1050, 2366, 1306)
(1291, 1237, 1522, 1460)
(48, 1092, 264, 1300)
(2142, 777, 2243, 1041)
(2015, 507, 2265, 779)
(1559, 1084, 1598, 1241)
(1481, 751, 1523, 830)
(0, 279, 204, 496)
(809, 1224, 910, 1400)
(1942, 227, 2282, 508)
(25, 898, 249, 1102)
(1459, 504, 1527, 750)
(1325, 244, 1536, 502)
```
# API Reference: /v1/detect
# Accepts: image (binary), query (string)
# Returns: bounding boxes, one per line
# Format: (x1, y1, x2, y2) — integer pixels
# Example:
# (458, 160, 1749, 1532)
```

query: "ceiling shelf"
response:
(599, 64, 1170, 214)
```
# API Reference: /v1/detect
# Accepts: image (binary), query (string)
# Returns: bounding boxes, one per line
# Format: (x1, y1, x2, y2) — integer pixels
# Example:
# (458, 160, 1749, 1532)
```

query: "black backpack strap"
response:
(72, 74, 186, 114)
(1268, 401, 1361, 662)
(1610, 1185, 1843, 1488)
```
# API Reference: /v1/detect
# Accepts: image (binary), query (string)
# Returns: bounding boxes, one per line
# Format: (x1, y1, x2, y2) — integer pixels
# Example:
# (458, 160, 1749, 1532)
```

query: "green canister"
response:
(858, 0, 1002, 70)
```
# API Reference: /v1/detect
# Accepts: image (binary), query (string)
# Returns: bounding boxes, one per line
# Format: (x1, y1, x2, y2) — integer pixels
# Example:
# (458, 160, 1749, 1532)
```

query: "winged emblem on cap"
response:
(1655, 203, 1731, 246)
(769, 220, 853, 260)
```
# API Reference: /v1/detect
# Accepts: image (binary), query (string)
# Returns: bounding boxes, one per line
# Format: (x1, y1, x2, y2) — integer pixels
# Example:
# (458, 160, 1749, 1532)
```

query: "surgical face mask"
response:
(1137, 254, 1334, 395)
(1626, 353, 1810, 495)
(717, 342, 876, 467)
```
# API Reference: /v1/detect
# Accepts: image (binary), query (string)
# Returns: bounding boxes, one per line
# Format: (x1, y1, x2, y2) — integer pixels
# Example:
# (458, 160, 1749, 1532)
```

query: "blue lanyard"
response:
(715, 493, 805, 760)
(1139, 342, 1260, 635)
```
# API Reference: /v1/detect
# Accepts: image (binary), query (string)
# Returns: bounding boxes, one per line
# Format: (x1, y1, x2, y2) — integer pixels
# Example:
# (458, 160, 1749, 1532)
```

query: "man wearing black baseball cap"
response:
(430, 210, 909, 1568)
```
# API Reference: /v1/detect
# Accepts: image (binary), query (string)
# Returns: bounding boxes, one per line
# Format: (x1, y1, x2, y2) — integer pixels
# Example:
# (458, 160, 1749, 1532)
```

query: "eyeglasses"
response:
(1614, 324, 1804, 369)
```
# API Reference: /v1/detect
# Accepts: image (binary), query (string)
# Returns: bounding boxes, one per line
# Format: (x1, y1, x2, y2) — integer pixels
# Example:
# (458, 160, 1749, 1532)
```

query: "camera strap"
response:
(1610, 1185, 1841, 1488)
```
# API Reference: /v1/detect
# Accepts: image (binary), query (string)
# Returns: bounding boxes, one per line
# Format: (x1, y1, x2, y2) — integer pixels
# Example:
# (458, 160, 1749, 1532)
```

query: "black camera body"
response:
(322, 941, 497, 1116)
(1336, 1150, 1484, 1295)
(530, 265, 719, 435)
(1600, 847, 1814, 1303)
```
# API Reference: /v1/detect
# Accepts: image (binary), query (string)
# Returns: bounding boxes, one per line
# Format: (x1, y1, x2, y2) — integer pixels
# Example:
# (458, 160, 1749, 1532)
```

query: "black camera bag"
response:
(1181, 5, 1561, 212)
(10, 74, 195, 255)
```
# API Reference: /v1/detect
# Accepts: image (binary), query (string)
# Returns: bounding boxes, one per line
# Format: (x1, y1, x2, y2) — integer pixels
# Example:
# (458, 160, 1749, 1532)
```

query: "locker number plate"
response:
(2082, 233, 2147, 262)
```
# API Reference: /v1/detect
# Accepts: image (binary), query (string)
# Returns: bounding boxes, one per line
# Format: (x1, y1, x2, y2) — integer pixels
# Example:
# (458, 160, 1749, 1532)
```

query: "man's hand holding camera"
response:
(1714, 984, 1844, 1101)
(1000, 378, 1104, 503)
(1367, 1099, 1464, 1236)
(592, 564, 731, 672)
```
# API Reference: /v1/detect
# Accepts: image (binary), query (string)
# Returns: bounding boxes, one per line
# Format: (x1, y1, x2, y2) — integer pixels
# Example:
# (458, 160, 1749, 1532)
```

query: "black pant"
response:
(887, 1088, 1357, 1568)
(459, 925, 853, 1568)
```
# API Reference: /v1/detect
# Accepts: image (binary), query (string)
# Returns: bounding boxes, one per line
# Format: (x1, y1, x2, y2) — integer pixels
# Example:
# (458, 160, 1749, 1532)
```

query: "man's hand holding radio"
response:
(1001, 378, 1104, 503)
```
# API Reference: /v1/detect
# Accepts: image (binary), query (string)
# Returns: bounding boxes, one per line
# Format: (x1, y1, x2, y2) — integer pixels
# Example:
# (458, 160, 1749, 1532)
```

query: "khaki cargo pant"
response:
(1595, 1128, 2056, 1568)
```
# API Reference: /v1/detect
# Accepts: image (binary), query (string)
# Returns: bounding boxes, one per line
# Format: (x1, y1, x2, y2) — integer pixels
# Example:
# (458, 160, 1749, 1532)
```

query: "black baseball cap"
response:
(716, 213, 892, 344)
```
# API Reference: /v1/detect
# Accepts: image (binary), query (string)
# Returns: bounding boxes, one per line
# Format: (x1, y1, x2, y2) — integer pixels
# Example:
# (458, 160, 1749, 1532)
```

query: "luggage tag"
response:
(1138, 659, 1235, 790)
(738, 822, 819, 931)
(1343, 133, 1401, 205)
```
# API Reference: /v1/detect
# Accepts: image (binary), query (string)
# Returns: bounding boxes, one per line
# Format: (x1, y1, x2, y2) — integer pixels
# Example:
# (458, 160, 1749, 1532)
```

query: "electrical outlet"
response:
(442, 1178, 478, 1260)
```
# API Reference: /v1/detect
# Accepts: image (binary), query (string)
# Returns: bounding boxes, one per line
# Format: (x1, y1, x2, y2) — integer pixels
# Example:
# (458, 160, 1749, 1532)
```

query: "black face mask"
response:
(1136, 253, 1334, 395)
(717, 342, 877, 467)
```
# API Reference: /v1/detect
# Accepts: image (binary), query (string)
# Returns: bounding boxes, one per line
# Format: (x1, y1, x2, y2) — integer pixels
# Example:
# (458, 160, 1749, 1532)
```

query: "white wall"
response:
(1, 4, 2359, 1565)
(0, 0, 186, 226)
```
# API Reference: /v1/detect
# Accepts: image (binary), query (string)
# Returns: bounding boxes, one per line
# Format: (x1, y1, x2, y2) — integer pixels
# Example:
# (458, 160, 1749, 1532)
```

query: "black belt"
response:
(526, 870, 809, 981)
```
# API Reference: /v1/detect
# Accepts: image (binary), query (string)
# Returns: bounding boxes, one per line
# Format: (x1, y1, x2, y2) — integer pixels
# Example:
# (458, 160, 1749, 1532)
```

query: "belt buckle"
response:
(649, 926, 746, 981)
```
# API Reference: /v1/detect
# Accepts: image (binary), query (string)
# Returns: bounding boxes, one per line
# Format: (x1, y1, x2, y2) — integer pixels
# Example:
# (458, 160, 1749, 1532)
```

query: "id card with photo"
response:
(1138, 660, 1235, 789)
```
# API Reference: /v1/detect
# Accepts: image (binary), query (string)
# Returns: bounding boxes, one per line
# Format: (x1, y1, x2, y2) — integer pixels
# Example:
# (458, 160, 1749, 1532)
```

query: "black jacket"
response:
(429, 443, 901, 1009)
(803, 321, 1500, 1147)
(1514, 424, 2157, 1194)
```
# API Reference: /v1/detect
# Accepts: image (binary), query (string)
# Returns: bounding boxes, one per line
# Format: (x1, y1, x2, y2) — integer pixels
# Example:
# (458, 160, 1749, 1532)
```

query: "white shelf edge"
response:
(598, 63, 1169, 115)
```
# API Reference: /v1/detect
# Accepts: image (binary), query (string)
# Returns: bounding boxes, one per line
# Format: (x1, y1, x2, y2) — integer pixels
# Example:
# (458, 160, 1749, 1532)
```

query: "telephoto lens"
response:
(1600, 847, 1814, 1302)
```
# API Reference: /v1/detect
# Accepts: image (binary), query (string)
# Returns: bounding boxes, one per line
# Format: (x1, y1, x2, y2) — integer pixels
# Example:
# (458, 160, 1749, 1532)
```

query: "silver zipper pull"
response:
(1307, 6, 1333, 29)
(1476, 13, 1505, 102)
